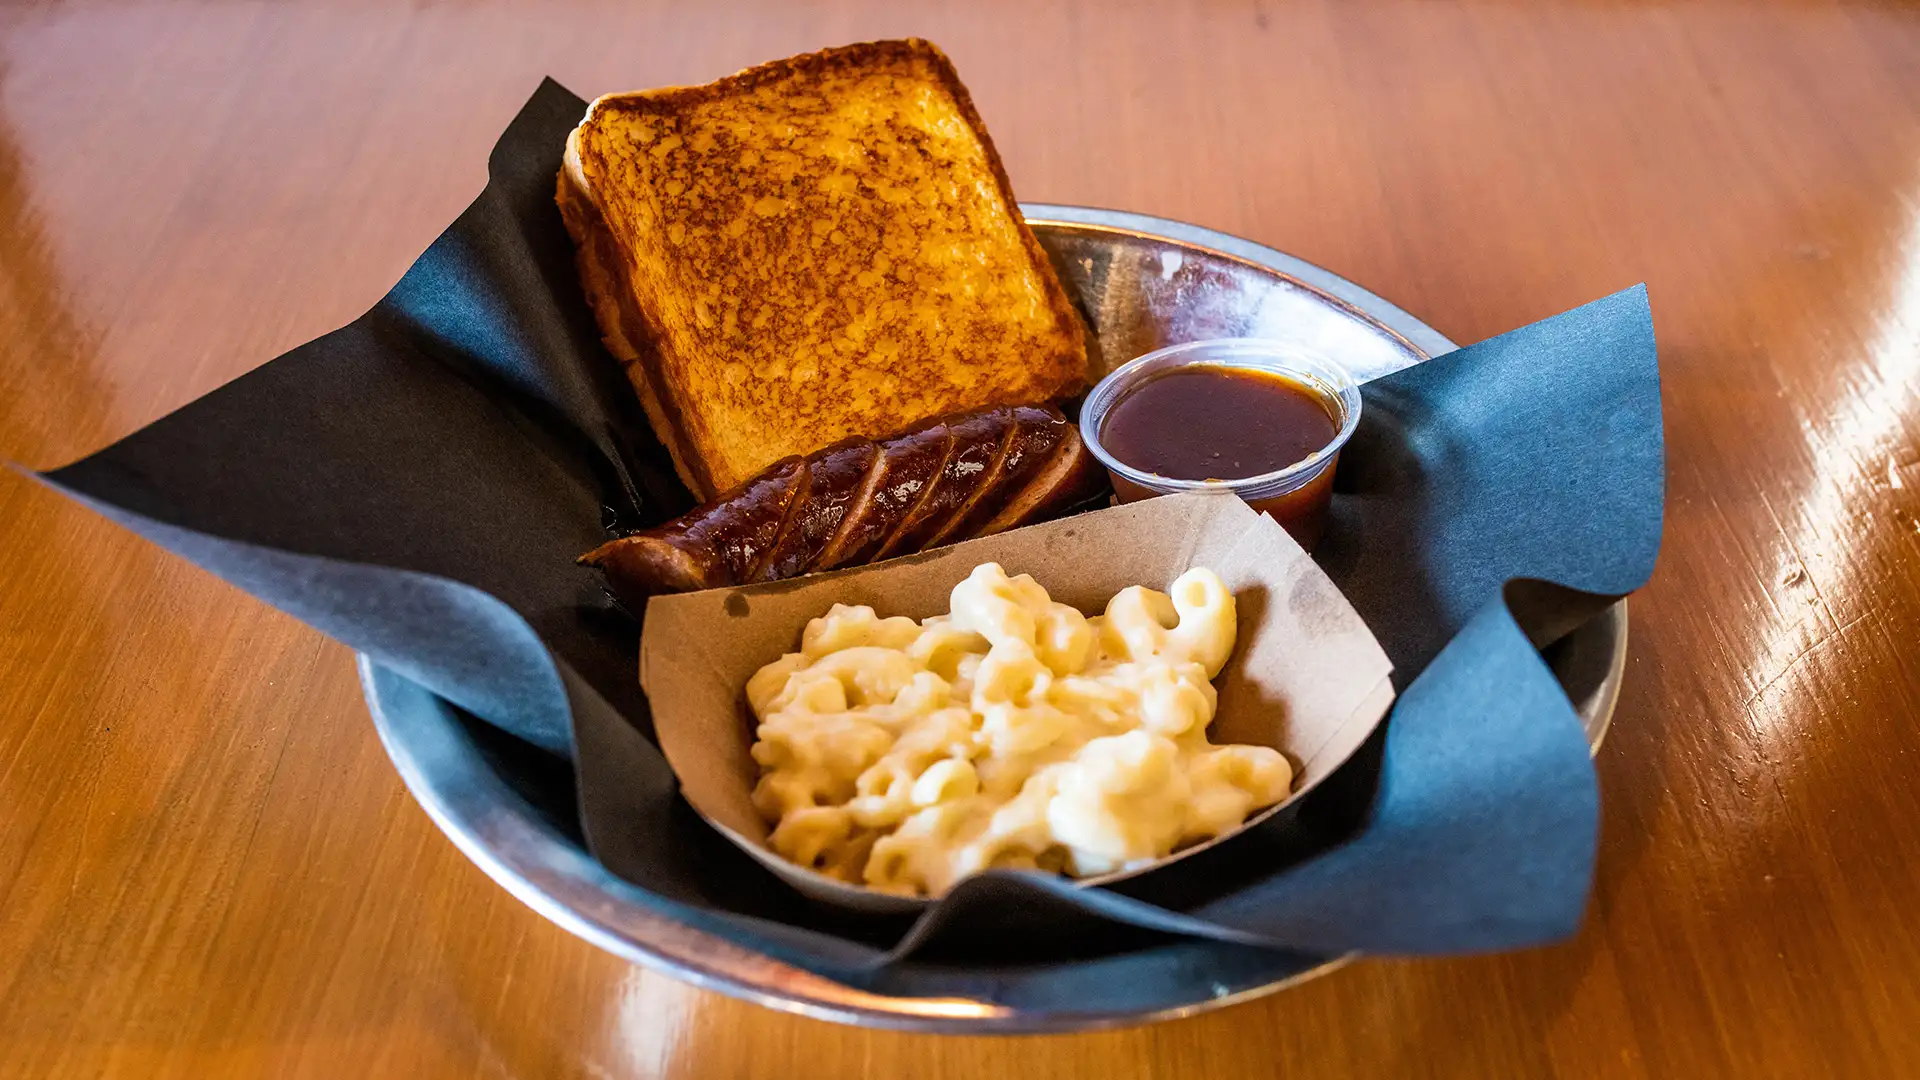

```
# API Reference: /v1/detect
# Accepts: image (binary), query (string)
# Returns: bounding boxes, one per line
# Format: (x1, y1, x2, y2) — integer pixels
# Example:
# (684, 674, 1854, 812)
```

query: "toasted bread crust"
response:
(556, 167, 716, 495)
(564, 39, 1088, 499)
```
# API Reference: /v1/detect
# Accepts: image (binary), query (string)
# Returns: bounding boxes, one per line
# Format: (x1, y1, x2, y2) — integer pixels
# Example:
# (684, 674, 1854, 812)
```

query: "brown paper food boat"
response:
(640, 491, 1395, 914)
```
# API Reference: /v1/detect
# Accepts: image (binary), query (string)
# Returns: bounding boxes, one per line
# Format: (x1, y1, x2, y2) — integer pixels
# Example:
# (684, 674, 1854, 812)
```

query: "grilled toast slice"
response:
(559, 39, 1088, 499)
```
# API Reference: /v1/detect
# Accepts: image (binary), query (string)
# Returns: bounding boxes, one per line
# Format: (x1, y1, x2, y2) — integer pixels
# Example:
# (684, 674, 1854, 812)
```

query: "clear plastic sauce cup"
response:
(1079, 339, 1362, 550)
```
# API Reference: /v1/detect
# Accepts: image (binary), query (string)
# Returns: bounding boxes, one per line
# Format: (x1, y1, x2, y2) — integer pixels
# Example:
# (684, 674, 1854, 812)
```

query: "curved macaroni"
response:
(747, 563, 1294, 897)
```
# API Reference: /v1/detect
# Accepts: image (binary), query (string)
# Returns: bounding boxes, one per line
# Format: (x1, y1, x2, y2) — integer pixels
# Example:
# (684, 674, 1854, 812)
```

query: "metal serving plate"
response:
(360, 205, 1627, 1033)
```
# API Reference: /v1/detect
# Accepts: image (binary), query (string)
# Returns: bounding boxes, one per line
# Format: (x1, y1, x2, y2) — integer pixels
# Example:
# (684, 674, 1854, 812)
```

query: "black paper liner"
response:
(34, 79, 1662, 981)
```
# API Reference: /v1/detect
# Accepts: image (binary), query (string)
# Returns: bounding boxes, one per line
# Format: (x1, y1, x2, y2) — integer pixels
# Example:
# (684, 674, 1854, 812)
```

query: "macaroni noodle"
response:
(747, 563, 1293, 896)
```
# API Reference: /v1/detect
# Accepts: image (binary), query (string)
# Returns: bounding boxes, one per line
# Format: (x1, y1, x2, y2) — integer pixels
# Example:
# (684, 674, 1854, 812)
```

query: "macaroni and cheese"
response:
(745, 562, 1294, 896)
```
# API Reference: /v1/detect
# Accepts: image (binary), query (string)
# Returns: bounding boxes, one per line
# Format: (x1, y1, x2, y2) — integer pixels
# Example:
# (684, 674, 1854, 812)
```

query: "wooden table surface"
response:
(4, 1, 1918, 1076)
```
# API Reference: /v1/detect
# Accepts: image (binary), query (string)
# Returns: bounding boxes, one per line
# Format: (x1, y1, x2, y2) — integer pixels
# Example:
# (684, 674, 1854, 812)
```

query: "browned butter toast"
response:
(559, 39, 1089, 499)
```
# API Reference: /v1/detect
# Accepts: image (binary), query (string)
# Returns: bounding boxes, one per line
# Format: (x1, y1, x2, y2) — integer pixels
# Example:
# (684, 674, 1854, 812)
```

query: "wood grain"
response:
(4, 1, 1919, 1076)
